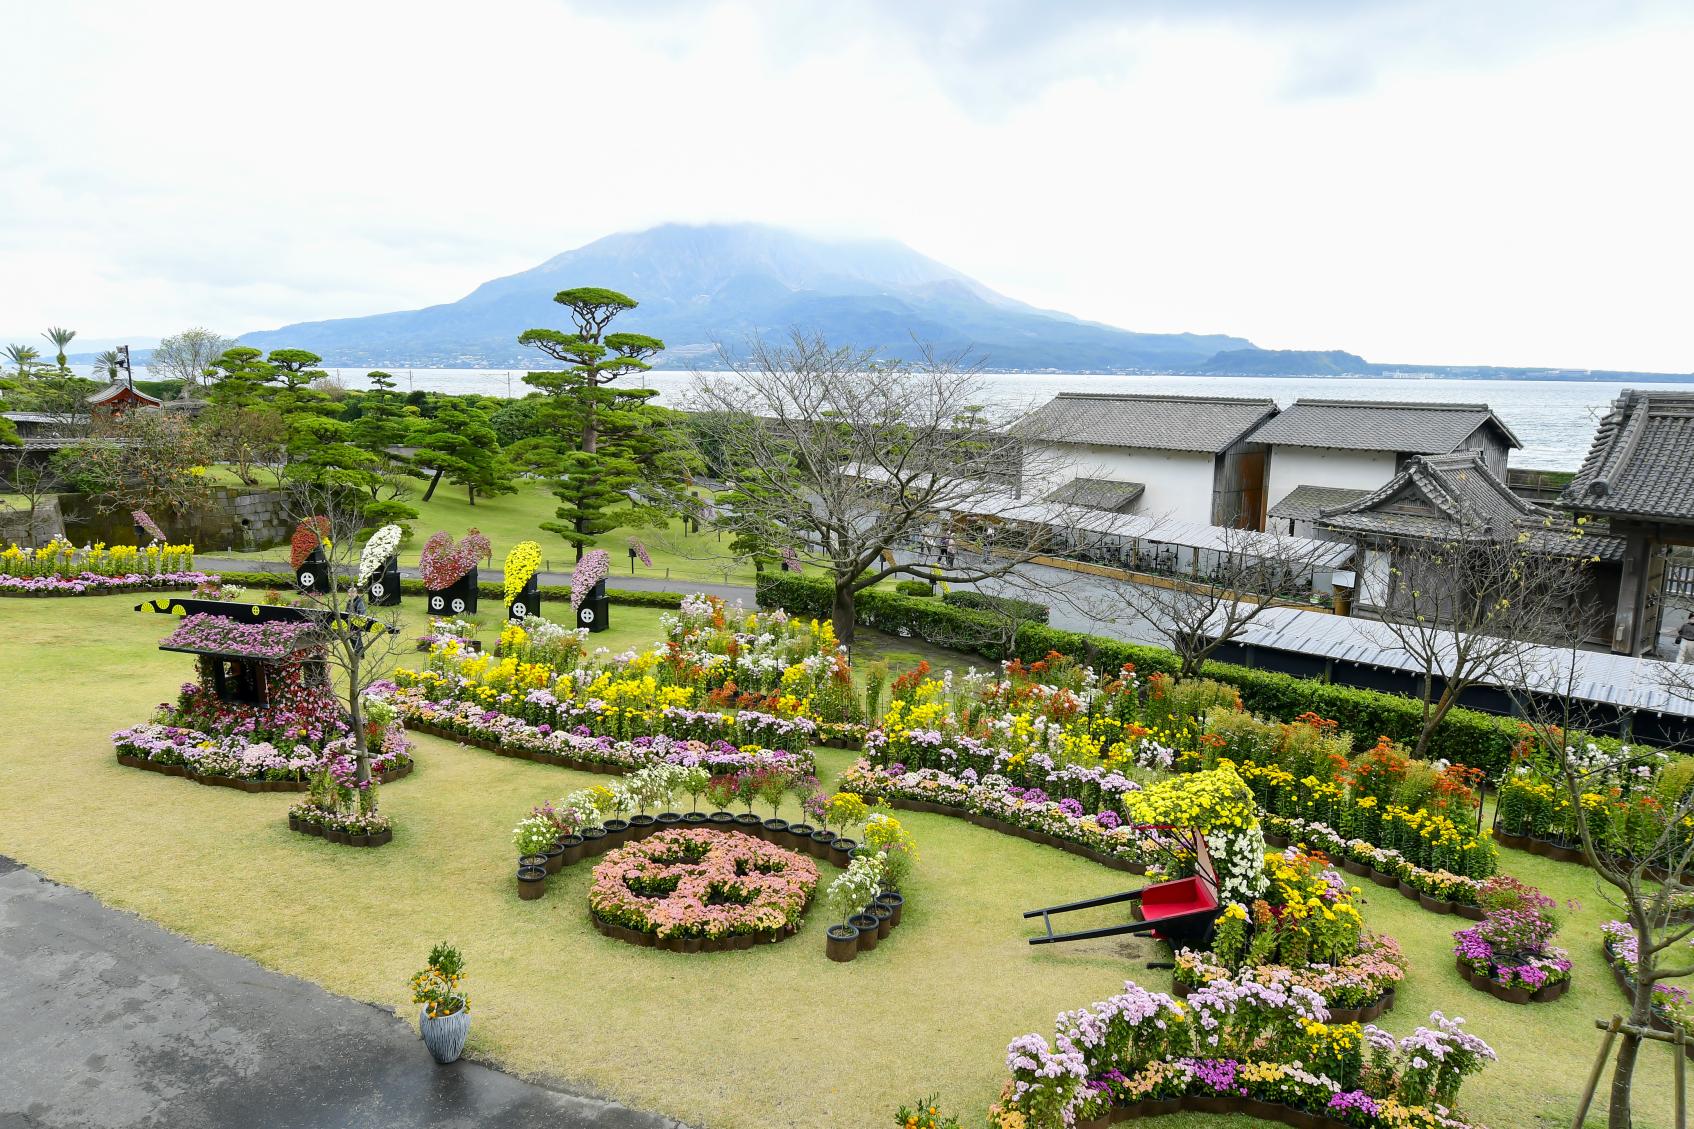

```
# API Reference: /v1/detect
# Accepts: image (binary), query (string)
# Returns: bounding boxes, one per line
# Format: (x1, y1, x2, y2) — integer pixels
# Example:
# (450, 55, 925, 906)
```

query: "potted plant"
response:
(786, 773, 819, 846)
(733, 772, 763, 833)
(513, 814, 555, 871)
(758, 768, 791, 840)
(679, 766, 710, 824)
(599, 783, 633, 845)
(704, 774, 738, 826)
(654, 765, 685, 828)
(411, 943, 470, 1064)
(625, 767, 662, 837)
(824, 792, 869, 867)
(803, 793, 833, 857)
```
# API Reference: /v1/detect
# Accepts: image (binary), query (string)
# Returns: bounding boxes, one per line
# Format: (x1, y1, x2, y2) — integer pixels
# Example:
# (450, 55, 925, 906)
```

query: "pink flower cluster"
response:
(571, 549, 610, 609)
(419, 529, 491, 590)
(161, 613, 322, 660)
(0, 571, 214, 596)
(588, 828, 818, 939)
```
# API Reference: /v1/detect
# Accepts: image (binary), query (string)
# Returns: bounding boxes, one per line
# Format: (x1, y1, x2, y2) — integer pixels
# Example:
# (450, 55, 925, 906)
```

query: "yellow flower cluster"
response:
(1, 538, 196, 579)
(502, 540, 543, 604)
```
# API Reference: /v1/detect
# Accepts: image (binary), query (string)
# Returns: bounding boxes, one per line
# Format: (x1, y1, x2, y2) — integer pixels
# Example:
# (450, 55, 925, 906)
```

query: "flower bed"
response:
(1451, 877, 1572, 1004)
(839, 760, 1148, 870)
(588, 828, 818, 951)
(1174, 931, 1405, 1024)
(383, 685, 814, 778)
(112, 676, 413, 787)
(1600, 920, 1694, 1052)
(995, 976, 1495, 1129)
(1494, 732, 1692, 877)
(287, 803, 394, 846)
(1261, 813, 1486, 918)
(0, 570, 215, 596)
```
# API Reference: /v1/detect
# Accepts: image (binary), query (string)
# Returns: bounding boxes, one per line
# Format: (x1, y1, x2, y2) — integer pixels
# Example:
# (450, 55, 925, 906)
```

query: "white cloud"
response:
(0, 0, 1688, 371)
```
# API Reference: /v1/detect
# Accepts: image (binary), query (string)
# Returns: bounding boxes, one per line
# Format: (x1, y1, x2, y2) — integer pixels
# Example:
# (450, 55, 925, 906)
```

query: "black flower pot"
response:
(786, 822, 814, 850)
(520, 853, 548, 872)
(559, 834, 585, 866)
(544, 841, 567, 874)
(603, 818, 631, 846)
(656, 812, 684, 828)
(829, 838, 857, 868)
(629, 814, 657, 838)
(849, 913, 879, 951)
(809, 829, 836, 858)
(682, 811, 708, 826)
(733, 812, 763, 837)
(708, 811, 736, 828)
(867, 902, 894, 939)
(875, 890, 904, 928)
(287, 813, 301, 833)
(826, 923, 860, 962)
(516, 865, 547, 900)
(579, 826, 607, 854)
(762, 817, 790, 840)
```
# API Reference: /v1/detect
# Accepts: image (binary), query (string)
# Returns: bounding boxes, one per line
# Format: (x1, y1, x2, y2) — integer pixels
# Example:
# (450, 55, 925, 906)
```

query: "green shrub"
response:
(941, 590, 1050, 624)
(894, 580, 934, 597)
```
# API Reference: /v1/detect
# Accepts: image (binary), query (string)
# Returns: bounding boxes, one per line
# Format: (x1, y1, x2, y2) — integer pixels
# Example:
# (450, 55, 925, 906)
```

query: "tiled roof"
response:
(1267, 485, 1370, 522)
(1010, 392, 1277, 454)
(85, 381, 161, 406)
(1041, 477, 1146, 513)
(1563, 390, 1694, 523)
(1247, 398, 1520, 453)
(1317, 451, 1624, 560)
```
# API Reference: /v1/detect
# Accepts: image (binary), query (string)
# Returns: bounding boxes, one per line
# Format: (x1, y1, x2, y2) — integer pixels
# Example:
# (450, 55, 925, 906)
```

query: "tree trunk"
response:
(422, 467, 443, 502)
(1606, 1020, 1645, 1129)
(833, 582, 857, 645)
(467, 484, 476, 506)
(1413, 684, 1458, 760)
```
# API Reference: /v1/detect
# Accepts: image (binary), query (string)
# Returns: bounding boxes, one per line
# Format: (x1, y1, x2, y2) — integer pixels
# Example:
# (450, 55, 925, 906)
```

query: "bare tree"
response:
(64, 409, 215, 520)
(0, 453, 67, 541)
(1369, 519, 1593, 759)
(686, 331, 1075, 644)
(150, 328, 234, 396)
(1502, 625, 1693, 1129)
(1076, 522, 1339, 678)
(282, 481, 408, 794)
(201, 403, 288, 485)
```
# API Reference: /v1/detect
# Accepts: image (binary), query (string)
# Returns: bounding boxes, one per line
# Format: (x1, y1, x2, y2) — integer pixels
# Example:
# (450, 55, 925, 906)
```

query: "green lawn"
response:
(217, 473, 760, 588)
(0, 594, 1687, 1128)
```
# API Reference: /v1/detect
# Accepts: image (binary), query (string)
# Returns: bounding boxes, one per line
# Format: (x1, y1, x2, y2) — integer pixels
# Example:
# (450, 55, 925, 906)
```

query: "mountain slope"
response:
(238, 223, 1250, 370)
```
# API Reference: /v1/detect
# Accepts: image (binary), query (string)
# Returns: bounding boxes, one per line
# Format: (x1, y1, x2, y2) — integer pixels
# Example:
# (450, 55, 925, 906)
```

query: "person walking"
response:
(1678, 613, 1694, 663)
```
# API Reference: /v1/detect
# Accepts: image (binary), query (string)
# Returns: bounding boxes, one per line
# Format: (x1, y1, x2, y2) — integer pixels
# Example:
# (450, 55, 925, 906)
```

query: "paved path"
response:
(0, 859, 684, 1129)
(195, 556, 758, 607)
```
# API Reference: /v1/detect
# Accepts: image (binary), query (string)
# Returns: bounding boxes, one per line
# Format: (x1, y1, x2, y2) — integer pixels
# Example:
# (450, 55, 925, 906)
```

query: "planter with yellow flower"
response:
(411, 943, 471, 1065)
(502, 540, 542, 623)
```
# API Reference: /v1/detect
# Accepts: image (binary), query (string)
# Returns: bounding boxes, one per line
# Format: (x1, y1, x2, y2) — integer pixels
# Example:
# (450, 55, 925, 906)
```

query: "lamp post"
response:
(116, 344, 133, 389)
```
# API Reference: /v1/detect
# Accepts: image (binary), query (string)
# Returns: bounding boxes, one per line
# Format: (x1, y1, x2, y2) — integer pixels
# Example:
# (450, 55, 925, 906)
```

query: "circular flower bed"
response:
(589, 827, 818, 952)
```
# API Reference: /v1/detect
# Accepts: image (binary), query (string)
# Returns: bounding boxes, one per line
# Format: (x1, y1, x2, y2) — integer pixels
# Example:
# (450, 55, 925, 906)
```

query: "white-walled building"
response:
(1011, 392, 1277, 528)
(1254, 400, 1520, 537)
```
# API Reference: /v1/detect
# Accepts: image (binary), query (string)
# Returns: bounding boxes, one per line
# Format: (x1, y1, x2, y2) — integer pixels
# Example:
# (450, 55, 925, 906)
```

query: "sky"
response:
(1, 0, 1690, 372)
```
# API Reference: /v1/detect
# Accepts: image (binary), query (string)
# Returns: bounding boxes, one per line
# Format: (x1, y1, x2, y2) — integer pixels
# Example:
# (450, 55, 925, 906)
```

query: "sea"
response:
(92, 364, 1694, 472)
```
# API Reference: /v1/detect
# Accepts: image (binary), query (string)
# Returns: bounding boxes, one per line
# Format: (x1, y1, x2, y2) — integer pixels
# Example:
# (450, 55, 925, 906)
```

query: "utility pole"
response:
(116, 344, 133, 389)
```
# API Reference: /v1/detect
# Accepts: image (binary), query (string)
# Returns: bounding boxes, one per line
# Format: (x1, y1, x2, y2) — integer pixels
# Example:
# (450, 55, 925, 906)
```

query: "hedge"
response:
(757, 573, 1532, 775)
(942, 589, 1050, 624)
(210, 570, 685, 609)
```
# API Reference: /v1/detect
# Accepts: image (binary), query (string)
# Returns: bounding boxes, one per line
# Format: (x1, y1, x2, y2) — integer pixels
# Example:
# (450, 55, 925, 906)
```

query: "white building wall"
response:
(1025, 442, 1219, 526)
(1266, 446, 1398, 513)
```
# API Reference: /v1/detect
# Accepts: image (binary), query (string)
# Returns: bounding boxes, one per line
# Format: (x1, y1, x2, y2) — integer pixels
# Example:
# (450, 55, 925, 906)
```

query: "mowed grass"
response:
(217, 473, 759, 588)
(0, 594, 1687, 1128)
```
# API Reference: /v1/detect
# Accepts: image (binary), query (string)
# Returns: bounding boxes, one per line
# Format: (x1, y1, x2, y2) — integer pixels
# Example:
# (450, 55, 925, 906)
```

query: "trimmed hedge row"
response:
(211, 570, 685, 610)
(942, 589, 1050, 624)
(757, 573, 1527, 775)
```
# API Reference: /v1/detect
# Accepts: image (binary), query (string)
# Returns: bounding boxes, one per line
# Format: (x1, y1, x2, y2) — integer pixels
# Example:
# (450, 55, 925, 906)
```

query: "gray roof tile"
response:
(1247, 398, 1520, 453)
(1563, 390, 1694, 522)
(1041, 477, 1146, 512)
(1011, 392, 1277, 454)
(1267, 484, 1370, 522)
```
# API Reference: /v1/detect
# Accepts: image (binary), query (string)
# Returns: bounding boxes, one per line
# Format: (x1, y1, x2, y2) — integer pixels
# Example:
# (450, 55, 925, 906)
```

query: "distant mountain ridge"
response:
(237, 223, 1251, 371)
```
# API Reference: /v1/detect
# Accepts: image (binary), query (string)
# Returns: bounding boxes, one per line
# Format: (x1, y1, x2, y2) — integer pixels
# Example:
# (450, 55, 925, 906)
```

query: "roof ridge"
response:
(1285, 398, 1490, 411)
(1051, 391, 1277, 405)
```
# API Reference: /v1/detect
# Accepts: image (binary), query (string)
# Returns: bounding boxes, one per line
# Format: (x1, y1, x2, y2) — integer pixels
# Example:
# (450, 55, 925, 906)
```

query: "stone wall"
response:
(58, 487, 292, 551)
(0, 495, 65, 546)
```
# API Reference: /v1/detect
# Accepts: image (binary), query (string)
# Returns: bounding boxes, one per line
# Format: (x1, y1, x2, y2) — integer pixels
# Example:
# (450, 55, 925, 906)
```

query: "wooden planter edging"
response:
(1074, 1094, 1380, 1128)
(115, 752, 412, 792)
(1258, 833, 1487, 920)
(1495, 829, 1686, 884)
(285, 818, 393, 848)
(546, 818, 855, 873)
(1604, 957, 1694, 1057)
(1452, 955, 1571, 1004)
(1172, 980, 1397, 1024)
(882, 797, 1146, 873)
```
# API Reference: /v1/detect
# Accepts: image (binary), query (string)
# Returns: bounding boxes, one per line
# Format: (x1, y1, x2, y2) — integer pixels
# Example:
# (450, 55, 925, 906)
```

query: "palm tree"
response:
(42, 326, 76, 371)
(4, 344, 41, 374)
(92, 349, 123, 380)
